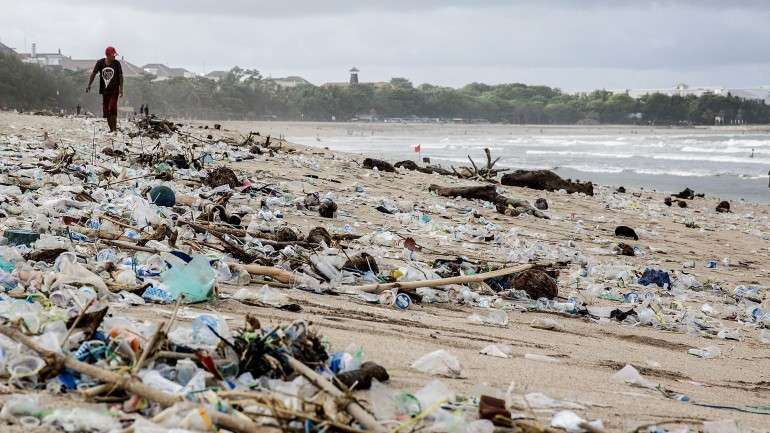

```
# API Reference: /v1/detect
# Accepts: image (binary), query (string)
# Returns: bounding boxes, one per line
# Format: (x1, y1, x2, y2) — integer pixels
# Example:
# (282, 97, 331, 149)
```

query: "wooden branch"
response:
(467, 155, 479, 175)
(236, 264, 298, 284)
(61, 298, 95, 349)
(132, 321, 166, 373)
(0, 325, 270, 433)
(180, 220, 316, 249)
(104, 173, 154, 187)
(284, 356, 386, 433)
(99, 239, 161, 254)
(491, 156, 502, 169)
(351, 263, 533, 294)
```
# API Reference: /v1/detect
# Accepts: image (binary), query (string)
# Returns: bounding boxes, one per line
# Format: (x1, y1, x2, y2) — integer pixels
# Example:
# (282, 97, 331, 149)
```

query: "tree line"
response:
(2, 53, 769, 125)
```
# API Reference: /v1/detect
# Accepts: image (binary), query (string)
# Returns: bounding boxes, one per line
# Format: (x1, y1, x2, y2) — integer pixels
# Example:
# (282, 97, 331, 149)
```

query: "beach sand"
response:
(1, 112, 769, 432)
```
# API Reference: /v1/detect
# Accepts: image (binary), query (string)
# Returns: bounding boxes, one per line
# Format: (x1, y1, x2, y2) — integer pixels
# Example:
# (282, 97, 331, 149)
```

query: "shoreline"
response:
(215, 120, 770, 204)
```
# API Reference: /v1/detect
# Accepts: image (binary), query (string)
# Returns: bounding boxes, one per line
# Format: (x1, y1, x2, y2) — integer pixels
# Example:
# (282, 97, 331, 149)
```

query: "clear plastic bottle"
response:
(191, 314, 223, 346)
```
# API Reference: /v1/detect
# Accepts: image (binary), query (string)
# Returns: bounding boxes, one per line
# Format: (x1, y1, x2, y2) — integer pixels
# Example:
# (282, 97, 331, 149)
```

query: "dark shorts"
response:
(102, 93, 119, 118)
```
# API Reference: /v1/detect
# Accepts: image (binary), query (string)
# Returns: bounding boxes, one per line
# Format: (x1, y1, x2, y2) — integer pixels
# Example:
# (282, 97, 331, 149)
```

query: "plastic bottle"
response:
(623, 292, 639, 304)
(96, 248, 117, 263)
(552, 299, 577, 314)
(192, 314, 221, 346)
(175, 358, 198, 386)
(329, 350, 361, 374)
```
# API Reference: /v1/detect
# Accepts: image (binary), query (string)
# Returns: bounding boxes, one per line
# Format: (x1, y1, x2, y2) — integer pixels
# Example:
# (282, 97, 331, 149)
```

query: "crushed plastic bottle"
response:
(191, 314, 228, 347)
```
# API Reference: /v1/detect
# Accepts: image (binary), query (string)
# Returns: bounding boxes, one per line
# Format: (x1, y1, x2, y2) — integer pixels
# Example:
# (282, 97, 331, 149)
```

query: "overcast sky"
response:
(1, 0, 769, 91)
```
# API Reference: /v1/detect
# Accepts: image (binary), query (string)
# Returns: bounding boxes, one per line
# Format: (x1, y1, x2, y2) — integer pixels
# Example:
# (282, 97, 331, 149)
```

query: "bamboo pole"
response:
(237, 264, 298, 284)
(351, 263, 533, 294)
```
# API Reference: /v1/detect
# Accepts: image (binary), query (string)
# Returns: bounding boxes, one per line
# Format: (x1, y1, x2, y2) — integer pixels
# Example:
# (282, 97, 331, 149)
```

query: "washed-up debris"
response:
(429, 184, 548, 218)
(205, 166, 240, 188)
(4, 228, 40, 246)
(363, 157, 395, 172)
(411, 349, 463, 377)
(479, 344, 513, 358)
(611, 364, 658, 389)
(501, 169, 594, 195)
(149, 184, 176, 207)
(344, 252, 380, 274)
(394, 159, 453, 175)
(615, 225, 639, 240)
(512, 268, 559, 299)
(0, 113, 766, 432)
(674, 187, 696, 200)
(130, 115, 179, 138)
(334, 361, 390, 390)
(319, 198, 337, 218)
(616, 242, 635, 256)
(638, 268, 671, 288)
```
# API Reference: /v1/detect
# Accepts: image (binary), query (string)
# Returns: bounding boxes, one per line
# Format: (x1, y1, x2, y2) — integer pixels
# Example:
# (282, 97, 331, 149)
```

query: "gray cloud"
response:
(35, 0, 770, 18)
(2, 0, 770, 90)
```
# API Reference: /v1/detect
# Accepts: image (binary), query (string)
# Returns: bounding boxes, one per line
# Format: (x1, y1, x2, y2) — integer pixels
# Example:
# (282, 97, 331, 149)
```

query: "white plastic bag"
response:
(411, 349, 463, 377)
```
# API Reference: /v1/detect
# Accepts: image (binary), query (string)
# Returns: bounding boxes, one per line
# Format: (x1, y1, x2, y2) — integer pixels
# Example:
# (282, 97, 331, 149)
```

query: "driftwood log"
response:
(501, 170, 593, 196)
(394, 160, 453, 175)
(428, 184, 548, 219)
(362, 158, 395, 172)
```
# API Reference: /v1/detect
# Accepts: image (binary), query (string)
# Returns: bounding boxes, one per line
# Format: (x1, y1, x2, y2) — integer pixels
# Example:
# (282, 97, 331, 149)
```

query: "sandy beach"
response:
(0, 111, 769, 432)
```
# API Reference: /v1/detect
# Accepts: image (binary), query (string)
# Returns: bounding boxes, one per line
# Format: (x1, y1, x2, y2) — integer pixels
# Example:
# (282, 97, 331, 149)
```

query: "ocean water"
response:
(291, 131, 770, 203)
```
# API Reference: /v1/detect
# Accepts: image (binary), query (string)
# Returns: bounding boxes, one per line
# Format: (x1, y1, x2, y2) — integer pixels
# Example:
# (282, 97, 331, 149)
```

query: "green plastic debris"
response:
(4, 229, 40, 247)
(160, 255, 216, 303)
(0, 258, 14, 273)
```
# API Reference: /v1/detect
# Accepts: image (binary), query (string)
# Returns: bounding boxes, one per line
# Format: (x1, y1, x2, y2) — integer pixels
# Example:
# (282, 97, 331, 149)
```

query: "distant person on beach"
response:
(750, 148, 755, 158)
(144, 104, 149, 117)
(76, 104, 81, 116)
(85, 46, 123, 133)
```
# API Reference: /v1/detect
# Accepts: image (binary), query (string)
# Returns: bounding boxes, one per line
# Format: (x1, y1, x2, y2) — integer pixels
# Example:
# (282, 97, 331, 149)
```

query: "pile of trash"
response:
(0, 113, 766, 432)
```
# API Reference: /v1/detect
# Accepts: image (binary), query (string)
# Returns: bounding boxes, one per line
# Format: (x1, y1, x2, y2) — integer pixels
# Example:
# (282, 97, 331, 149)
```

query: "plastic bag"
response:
(551, 411, 603, 433)
(414, 379, 455, 410)
(467, 309, 509, 326)
(43, 408, 120, 432)
(411, 349, 463, 377)
(479, 344, 512, 359)
(160, 255, 216, 303)
(233, 285, 290, 307)
(610, 364, 657, 389)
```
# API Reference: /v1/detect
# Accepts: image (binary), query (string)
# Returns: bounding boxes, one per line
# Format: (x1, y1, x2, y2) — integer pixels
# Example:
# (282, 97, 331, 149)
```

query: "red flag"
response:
(413, 144, 421, 153)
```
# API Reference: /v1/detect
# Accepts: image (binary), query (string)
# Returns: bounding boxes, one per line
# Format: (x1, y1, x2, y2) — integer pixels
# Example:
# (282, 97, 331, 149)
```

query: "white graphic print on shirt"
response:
(102, 67, 115, 88)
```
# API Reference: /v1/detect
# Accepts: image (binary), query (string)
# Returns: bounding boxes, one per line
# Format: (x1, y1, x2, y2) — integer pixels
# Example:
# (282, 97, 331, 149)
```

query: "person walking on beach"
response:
(86, 46, 123, 133)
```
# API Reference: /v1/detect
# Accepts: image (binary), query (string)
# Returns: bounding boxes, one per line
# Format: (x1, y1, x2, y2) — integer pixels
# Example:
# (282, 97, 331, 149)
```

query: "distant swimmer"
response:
(316, 135, 321, 142)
